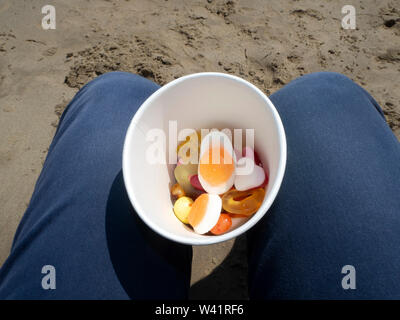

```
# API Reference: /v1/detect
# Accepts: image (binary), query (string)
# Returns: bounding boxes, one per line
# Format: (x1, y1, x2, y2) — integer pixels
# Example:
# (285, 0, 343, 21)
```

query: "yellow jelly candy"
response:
(222, 188, 265, 216)
(174, 163, 202, 198)
(177, 131, 201, 164)
(173, 196, 193, 224)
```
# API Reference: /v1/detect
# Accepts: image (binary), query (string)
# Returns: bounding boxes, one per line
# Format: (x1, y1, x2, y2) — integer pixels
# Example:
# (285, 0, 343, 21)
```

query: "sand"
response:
(0, 0, 399, 299)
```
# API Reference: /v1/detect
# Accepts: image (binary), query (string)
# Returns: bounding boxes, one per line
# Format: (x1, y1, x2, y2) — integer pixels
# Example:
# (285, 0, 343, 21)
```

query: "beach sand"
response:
(0, 0, 399, 299)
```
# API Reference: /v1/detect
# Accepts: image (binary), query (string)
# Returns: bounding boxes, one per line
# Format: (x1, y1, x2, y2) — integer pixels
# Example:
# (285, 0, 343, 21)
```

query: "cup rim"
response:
(122, 72, 287, 245)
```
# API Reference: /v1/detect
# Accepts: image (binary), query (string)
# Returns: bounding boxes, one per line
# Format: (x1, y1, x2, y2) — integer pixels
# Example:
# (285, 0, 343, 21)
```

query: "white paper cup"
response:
(122, 72, 286, 245)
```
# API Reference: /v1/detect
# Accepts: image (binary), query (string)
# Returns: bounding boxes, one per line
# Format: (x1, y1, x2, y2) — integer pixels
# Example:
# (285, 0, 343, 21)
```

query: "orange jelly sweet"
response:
(188, 193, 209, 228)
(222, 187, 265, 216)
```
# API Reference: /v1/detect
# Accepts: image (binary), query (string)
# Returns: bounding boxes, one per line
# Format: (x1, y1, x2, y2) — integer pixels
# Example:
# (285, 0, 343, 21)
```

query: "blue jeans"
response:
(0, 72, 399, 299)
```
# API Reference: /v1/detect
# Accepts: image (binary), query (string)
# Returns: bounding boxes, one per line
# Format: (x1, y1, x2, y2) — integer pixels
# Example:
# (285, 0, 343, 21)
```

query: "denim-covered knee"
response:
(271, 71, 358, 107)
(84, 71, 158, 93)
(269, 70, 386, 137)
(69, 71, 160, 113)
(281, 71, 383, 117)
(57, 71, 160, 132)
(290, 71, 356, 88)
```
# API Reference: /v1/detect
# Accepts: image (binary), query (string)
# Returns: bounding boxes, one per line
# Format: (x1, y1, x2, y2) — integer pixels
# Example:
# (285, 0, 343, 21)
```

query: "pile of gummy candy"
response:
(171, 130, 268, 235)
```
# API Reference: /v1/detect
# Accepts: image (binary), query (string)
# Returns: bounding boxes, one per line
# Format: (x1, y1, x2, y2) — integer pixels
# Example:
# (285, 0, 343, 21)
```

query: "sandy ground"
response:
(0, 0, 399, 299)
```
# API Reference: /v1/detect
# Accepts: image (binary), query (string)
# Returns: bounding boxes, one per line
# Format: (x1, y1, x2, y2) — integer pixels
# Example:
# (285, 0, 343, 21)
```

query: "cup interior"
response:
(123, 72, 286, 245)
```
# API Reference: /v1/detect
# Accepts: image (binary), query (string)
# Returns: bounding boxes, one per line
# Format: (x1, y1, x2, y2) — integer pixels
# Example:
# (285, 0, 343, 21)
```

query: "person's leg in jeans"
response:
(247, 72, 400, 299)
(0, 72, 192, 299)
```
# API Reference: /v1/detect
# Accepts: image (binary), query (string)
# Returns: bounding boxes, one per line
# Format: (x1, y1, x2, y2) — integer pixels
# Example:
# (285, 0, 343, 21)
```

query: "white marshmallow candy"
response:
(234, 157, 265, 191)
